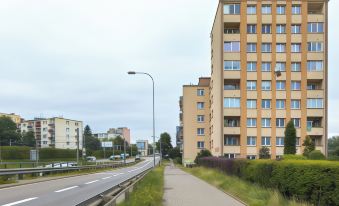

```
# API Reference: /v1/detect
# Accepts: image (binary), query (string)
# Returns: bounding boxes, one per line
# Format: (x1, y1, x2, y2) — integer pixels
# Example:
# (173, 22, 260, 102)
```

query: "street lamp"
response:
(128, 71, 156, 167)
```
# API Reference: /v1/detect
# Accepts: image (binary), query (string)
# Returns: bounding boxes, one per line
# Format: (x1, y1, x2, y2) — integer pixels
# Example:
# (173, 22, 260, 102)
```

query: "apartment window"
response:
(224, 41, 240, 52)
(224, 153, 236, 159)
(197, 102, 204, 109)
(197, 115, 205, 122)
(247, 43, 257, 53)
(276, 118, 285, 128)
(276, 24, 286, 34)
(291, 43, 301, 53)
(224, 98, 240, 108)
(224, 60, 241, 70)
(276, 100, 286, 109)
(247, 100, 257, 109)
(66, 128, 70, 132)
(262, 81, 271, 91)
(224, 4, 240, 14)
(66, 121, 70, 125)
(247, 136, 256, 146)
(197, 89, 205, 96)
(262, 24, 272, 34)
(291, 81, 301, 90)
(262, 43, 272, 53)
(247, 62, 257, 72)
(247, 81, 257, 90)
(43, 141, 48, 145)
(276, 62, 286, 71)
(308, 42, 323, 52)
(276, 43, 286, 53)
(296, 137, 301, 146)
(292, 5, 301, 14)
(262, 119, 271, 128)
(247, 24, 257, 34)
(276, 137, 284, 146)
(247, 155, 256, 160)
(224, 118, 240, 127)
(291, 24, 301, 34)
(307, 61, 323, 71)
(262, 136, 271, 146)
(292, 118, 301, 128)
(43, 134, 47, 138)
(43, 127, 47, 132)
(292, 62, 301, 72)
(247, 118, 257, 127)
(307, 99, 324, 108)
(291, 100, 301, 109)
(197, 128, 205, 136)
(197, 141, 205, 149)
(308, 23, 324, 33)
(66, 134, 70, 139)
(262, 62, 271, 72)
(262, 100, 271, 109)
(247, 5, 256, 14)
(277, 5, 286, 14)
(262, 5, 272, 14)
(224, 136, 240, 146)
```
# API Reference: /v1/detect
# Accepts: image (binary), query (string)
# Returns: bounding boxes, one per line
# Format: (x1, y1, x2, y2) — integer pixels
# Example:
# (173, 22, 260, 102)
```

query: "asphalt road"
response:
(0, 157, 160, 206)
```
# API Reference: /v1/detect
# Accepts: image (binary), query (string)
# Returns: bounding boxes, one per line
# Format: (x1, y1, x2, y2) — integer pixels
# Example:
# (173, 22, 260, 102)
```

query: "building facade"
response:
(94, 127, 131, 143)
(136, 140, 149, 156)
(0, 112, 22, 127)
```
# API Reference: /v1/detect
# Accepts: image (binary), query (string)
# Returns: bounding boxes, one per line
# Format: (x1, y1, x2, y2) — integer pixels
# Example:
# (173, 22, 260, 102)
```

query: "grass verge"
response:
(118, 165, 164, 206)
(180, 166, 309, 206)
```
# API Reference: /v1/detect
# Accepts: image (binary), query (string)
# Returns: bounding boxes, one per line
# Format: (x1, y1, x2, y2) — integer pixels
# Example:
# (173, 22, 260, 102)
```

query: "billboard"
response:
(101, 142, 113, 148)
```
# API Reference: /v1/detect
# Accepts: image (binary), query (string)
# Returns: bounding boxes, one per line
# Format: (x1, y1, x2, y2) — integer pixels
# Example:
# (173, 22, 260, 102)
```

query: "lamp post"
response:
(128, 71, 156, 167)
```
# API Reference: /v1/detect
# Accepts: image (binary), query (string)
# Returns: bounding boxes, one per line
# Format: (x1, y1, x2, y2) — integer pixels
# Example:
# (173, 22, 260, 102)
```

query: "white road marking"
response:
(85, 180, 99, 185)
(102, 176, 112, 180)
(2, 197, 38, 206)
(54, 186, 79, 193)
(113, 173, 124, 176)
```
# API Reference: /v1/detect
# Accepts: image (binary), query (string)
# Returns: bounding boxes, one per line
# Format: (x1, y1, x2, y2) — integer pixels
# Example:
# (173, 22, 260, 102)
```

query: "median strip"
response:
(85, 180, 99, 185)
(2, 197, 38, 206)
(55, 186, 78, 193)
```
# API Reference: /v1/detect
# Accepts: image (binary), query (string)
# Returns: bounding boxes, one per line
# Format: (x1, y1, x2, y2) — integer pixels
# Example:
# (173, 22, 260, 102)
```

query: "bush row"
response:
(198, 157, 339, 206)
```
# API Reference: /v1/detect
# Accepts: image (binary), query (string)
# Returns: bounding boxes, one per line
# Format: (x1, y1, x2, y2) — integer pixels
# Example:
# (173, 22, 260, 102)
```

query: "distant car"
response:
(109, 155, 121, 160)
(135, 155, 140, 161)
(120, 153, 130, 159)
(45, 162, 77, 168)
(86, 156, 96, 162)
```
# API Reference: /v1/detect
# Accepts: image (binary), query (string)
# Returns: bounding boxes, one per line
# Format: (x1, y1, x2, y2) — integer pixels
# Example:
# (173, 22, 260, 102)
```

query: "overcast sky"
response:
(0, 0, 338, 144)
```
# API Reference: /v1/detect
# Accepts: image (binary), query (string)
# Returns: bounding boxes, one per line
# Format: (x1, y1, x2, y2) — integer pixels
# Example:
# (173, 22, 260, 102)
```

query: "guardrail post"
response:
(18, 174, 24, 180)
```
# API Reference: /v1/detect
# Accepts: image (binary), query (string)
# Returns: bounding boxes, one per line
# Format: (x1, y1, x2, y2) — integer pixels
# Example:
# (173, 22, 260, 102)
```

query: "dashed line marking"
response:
(55, 186, 78, 193)
(2, 197, 38, 206)
(102, 176, 112, 180)
(85, 180, 99, 185)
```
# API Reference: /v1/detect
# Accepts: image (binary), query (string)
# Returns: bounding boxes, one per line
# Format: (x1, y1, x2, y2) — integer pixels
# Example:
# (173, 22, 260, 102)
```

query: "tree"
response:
(128, 144, 139, 156)
(302, 135, 315, 157)
(156, 132, 173, 157)
(113, 136, 128, 150)
(194, 149, 212, 163)
(22, 131, 36, 147)
(259, 147, 270, 159)
(0, 116, 21, 146)
(169, 147, 181, 159)
(284, 120, 297, 154)
(308, 150, 326, 160)
(148, 144, 153, 155)
(84, 125, 101, 151)
(328, 136, 339, 157)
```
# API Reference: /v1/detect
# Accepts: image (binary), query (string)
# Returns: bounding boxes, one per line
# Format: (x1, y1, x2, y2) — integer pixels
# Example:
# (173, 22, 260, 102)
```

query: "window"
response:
(291, 24, 301, 34)
(296, 137, 300, 146)
(247, 81, 257, 90)
(224, 61, 241, 70)
(262, 62, 271, 72)
(224, 98, 240, 108)
(43, 141, 48, 145)
(276, 81, 286, 90)
(247, 24, 257, 34)
(43, 134, 47, 138)
(308, 42, 323, 52)
(262, 5, 272, 14)
(291, 43, 301, 53)
(276, 62, 286, 71)
(197, 102, 204, 109)
(276, 43, 286, 53)
(197, 128, 205, 136)
(247, 5, 256, 14)
(43, 127, 47, 132)
(66, 128, 70, 132)
(247, 43, 257, 52)
(247, 118, 257, 127)
(262, 119, 271, 128)
(224, 153, 236, 159)
(197, 141, 205, 149)
(276, 137, 284, 146)
(276, 24, 286, 34)
(276, 118, 285, 128)
(247, 155, 256, 160)
(307, 61, 323, 71)
(262, 136, 271, 146)
(308, 23, 324, 33)
(247, 136, 256, 146)
(291, 81, 301, 90)
(262, 81, 271, 91)
(247, 100, 257, 109)
(292, 118, 301, 128)
(291, 100, 301, 109)
(224, 4, 240, 14)
(224, 42, 240, 52)
(307, 99, 324, 108)
(292, 5, 301, 14)
(247, 62, 257, 72)
(276, 100, 286, 109)
(277, 5, 286, 14)
(224, 118, 240, 127)
(224, 136, 240, 146)
(197, 89, 204, 96)
(66, 121, 70, 125)
(197, 115, 205, 122)
(262, 43, 272, 53)
(262, 24, 272, 34)
(291, 62, 301, 72)
(262, 100, 271, 109)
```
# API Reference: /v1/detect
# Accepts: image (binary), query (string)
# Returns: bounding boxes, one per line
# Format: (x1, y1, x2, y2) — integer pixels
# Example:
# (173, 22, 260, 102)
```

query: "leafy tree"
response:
(113, 135, 128, 150)
(21, 131, 36, 147)
(284, 120, 297, 154)
(156, 132, 173, 157)
(194, 149, 212, 163)
(84, 125, 100, 151)
(0, 116, 21, 146)
(302, 135, 315, 157)
(259, 147, 270, 159)
(328, 136, 339, 157)
(169, 147, 181, 159)
(308, 150, 326, 160)
(128, 144, 139, 156)
(148, 144, 154, 155)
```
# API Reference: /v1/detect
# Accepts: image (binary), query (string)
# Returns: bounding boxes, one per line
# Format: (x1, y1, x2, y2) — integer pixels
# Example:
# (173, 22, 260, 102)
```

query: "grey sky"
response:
(0, 0, 337, 144)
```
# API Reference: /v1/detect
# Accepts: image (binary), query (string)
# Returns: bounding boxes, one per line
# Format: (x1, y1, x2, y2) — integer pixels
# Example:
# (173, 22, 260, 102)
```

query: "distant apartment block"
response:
(0, 112, 22, 127)
(21, 117, 83, 149)
(94, 127, 131, 143)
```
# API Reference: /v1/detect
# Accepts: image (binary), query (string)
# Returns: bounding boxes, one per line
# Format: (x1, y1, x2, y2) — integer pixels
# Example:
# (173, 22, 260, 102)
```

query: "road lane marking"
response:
(113, 173, 124, 176)
(55, 186, 78, 193)
(2, 197, 38, 206)
(102, 176, 112, 180)
(85, 180, 99, 185)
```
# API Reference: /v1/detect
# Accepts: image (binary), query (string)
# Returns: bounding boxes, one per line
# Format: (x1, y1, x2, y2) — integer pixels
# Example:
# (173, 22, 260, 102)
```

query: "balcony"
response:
(224, 71, 241, 79)
(307, 71, 324, 80)
(307, 109, 324, 117)
(224, 108, 240, 116)
(307, 127, 324, 136)
(223, 15, 240, 23)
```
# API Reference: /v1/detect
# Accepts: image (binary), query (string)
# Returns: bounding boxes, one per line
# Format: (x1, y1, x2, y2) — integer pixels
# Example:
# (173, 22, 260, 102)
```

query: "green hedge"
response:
(199, 157, 339, 205)
(39, 148, 80, 159)
(0, 146, 31, 160)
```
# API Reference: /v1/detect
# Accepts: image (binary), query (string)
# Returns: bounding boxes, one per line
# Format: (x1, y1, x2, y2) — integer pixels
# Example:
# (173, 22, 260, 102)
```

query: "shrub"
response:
(259, 147, 270, 159)
(284, 120, 297, 154)
(0, 146, 30, 160)
(302, 135, 315, 156)
(282, 155, 307, 160)
(308, 150, 326, 160)
(194, 150, 212, 163)
(175, 157, 182, 164)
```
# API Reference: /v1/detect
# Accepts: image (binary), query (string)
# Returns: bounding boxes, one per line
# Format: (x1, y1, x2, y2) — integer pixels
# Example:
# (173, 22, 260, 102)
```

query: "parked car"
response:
(109, 155, 121, 160)
(45, 162, 77, 168)
(86, 156, 96, 162)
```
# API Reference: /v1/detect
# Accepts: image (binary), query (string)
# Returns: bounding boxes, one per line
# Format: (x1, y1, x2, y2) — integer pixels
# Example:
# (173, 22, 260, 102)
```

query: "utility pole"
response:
(130, 145, 132, 157)
(35, 138, 39, 165)
(123, 138, 126, 165)
(0, 138, 2, 164)
(76, 128, 79, 166)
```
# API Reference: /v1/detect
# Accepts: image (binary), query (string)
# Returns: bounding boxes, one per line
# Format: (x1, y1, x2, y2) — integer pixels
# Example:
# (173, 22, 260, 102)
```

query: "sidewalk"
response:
(163, 162, 245, 206)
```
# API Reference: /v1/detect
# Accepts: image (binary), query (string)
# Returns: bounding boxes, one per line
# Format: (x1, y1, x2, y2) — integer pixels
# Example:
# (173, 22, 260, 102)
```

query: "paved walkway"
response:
(163, 162, 245, 206)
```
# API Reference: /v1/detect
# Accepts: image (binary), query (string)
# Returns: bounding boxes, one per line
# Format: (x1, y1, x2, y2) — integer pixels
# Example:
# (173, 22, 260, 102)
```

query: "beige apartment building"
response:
(0, 112, 22, 126)
(94, 127, 131, 144)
